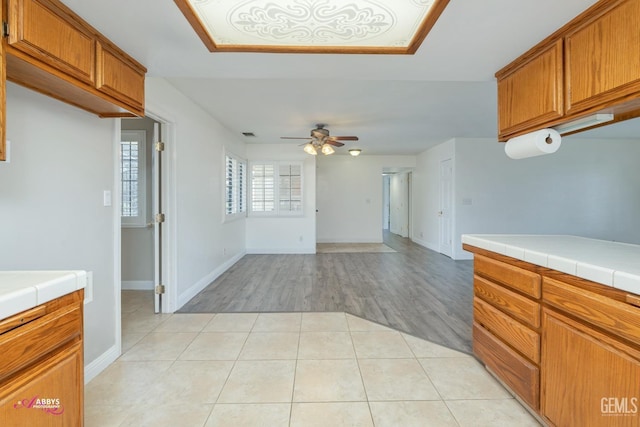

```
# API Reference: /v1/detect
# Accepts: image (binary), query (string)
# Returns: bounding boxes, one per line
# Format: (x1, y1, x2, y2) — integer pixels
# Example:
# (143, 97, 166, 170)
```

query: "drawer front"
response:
(474, 254, 541, 298)
(474, 297, 540, 363)
(474, 323, 539, 410)
(543, 277, 640, 344)
(0, 303, 82, 382)
(8, 0, 95, 84)
(474, 275, 541, 328)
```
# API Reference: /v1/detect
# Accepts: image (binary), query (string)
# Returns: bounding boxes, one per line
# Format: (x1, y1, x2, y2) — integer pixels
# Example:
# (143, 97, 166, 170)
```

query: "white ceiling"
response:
(59, 0, 636, 155)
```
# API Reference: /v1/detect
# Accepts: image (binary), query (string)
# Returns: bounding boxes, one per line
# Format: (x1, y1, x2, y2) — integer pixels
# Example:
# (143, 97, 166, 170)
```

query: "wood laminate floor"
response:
(179, 231, 474, 353)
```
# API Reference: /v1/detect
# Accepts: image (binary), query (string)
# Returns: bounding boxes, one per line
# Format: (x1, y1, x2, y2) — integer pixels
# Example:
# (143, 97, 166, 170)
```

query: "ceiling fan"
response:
(281, 124, 359, 155)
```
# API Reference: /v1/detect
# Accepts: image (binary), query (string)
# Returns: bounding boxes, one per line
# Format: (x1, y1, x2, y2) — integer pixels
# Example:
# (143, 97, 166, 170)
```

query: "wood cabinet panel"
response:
(497, 39, 564, 139)
(0, 342, 83, 427)
(473, 323, 540, 409)
(473, 297, 540, 363)
(0, 290, 82, 383)
(474, 254, 541, 298)
(542, 309, 640, 427)
(543, 277, 640, 345)
(96, 41, 145, 115)
(474, 275, 540, 328)
(565, 0, 640, 115)
(8, 0, 95, 84)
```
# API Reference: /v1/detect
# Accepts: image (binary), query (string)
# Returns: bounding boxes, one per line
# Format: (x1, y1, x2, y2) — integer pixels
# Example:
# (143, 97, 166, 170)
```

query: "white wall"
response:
(145, 78, 247, 309)
(413, 137, 640, 260)
(245, 144, 316, 254)
(316, 155, 416, 243)
(455, 136, 640, 258)
(389, 172, 410, 237)
(0, 83, 117, 368)
(412, 139, 455, 252)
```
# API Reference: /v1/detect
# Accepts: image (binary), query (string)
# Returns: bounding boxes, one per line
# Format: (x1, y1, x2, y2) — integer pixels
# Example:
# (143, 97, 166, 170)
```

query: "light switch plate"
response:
(103, 190, 112, 207)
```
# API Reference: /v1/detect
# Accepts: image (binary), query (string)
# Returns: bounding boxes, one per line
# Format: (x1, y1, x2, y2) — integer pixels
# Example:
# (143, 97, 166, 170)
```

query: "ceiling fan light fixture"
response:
(348, 149, 362, 157)
(321, 144, 335, 155)
(304, 143, 318, 155)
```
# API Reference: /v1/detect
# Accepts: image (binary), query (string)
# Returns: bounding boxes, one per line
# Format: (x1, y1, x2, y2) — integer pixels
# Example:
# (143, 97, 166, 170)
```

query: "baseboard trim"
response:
(246, 247, 316, 254)
(84, 344, 120, 384)
(411, 237, 439, 253)
(177, 251, 246, 310)
(316, 239, 382, 244)
(122, 280, 154, 290)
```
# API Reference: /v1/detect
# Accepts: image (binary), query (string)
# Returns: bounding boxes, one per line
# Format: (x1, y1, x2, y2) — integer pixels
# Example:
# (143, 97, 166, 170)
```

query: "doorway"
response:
(438, 158, 453, 258)
(120, 117, 167, 313)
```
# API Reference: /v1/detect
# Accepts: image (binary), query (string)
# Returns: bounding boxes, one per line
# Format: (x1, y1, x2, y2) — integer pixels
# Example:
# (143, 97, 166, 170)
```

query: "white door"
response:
(152, 122, 164, 313)
(439, 158, 453, 258)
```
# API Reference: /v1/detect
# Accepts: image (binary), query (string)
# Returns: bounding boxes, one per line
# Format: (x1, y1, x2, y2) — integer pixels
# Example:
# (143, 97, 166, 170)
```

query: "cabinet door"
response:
(496, 39, 564, 140)
(7, 0, 95, 84)
(0, 343, 83, 427)
(96, 41, 145, 115)
(565, 0, 640, 115)
(542, 310, 640, 427)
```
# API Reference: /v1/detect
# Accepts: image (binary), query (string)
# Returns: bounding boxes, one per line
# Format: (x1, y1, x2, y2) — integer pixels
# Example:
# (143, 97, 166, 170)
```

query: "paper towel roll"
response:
(504, 129, 561, 159)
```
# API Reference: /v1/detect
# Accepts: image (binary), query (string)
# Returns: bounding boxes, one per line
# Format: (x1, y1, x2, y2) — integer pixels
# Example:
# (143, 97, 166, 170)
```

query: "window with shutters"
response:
(250, 161, 303, 216)
(224, 151, 247, 221)
(121, 130, 147, 227)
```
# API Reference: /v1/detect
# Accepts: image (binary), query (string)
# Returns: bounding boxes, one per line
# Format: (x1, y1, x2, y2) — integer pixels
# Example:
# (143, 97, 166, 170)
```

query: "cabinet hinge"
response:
(2, 22, 9, 38)
(155, 284, 165, 295)
(155, 142, 165, 152)
(155, 213, 165, 223)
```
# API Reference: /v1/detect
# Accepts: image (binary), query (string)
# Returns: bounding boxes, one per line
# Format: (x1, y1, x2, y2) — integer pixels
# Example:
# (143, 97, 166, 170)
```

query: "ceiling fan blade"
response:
(326, 140, 345, 147)
(281, 137, 312, 140)
(330, 136, 359, 141)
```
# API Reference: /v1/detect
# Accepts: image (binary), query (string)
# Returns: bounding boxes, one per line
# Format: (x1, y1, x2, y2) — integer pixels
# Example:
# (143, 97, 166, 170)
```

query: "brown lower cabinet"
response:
(542, 309, 640, 427)
(0, 290, 84, 427)
(466, 245, 640, 426)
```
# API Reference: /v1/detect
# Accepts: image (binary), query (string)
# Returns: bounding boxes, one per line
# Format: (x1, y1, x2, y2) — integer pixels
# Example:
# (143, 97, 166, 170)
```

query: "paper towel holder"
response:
(553, 113, 614, 134)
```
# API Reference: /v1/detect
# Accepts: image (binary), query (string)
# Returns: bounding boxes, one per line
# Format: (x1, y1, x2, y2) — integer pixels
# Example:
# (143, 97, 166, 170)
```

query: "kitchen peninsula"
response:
(462, 235, 640, 427)
(0, 271, 86, 426)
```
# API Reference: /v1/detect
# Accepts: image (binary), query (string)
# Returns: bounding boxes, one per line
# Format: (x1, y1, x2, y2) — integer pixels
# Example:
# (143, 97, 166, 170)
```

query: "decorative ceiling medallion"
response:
(174, 0, 450, 54)
(229, 1, 395, 44)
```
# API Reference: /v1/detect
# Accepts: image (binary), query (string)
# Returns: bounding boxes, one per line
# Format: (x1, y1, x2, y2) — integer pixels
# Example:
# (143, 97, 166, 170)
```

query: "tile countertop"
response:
(0, 271, 87, 320)
(461, 235, 640, 296)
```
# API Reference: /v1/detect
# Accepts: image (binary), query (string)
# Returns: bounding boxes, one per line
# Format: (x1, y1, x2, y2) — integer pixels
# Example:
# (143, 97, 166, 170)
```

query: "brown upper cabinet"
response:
(496, 40, 564, 138)
(0, 0, 146, 160)
(496, 0, 640, 141)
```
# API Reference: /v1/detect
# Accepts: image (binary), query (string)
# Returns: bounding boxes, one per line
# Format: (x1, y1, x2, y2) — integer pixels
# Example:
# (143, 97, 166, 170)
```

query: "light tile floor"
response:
(85, 291, 542, 426)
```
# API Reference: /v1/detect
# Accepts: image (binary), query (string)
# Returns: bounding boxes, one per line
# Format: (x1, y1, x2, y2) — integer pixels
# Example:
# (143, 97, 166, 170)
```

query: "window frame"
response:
(249, 160, 304, 217)
(223, 149, 247, 222)
(120, 130, 147, 228)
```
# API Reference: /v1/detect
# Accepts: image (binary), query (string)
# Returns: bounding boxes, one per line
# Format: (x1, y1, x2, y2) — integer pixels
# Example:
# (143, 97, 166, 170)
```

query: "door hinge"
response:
(155, 142, 165, 152)
(155, 213, 165, 223)
(2, 22, 9, 38)
(155, 284, 165, 295)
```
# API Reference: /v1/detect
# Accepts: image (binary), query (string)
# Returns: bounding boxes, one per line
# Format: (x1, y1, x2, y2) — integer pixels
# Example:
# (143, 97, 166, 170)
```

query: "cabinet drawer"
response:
(474, 297, 540, 363)
(474, 323, 539, 410)
(475, 254, 541, 298)
(0, 302, 81, 382)
(8, 0, 95, 84)
(474, 275, 541, 328)
(543, 277, 640, 345)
